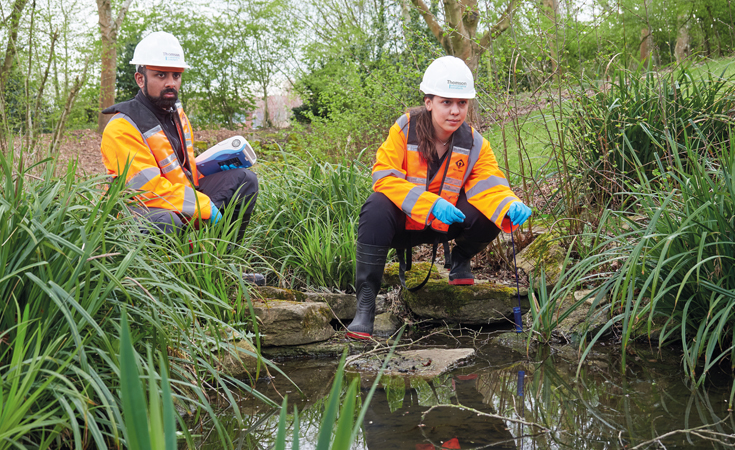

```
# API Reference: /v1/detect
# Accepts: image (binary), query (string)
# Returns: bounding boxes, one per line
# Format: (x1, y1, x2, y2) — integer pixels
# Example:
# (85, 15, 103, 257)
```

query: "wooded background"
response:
(1, 0, 732, 156)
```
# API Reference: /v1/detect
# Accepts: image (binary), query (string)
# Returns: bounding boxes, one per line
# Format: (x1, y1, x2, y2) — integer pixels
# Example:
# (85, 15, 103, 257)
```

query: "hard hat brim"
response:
(143, 65, 186, 73)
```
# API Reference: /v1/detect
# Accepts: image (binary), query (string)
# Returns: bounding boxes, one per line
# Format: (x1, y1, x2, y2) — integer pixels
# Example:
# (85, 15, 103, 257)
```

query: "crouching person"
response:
(100, 31, 263, 285)
(346, 56, 532, 339)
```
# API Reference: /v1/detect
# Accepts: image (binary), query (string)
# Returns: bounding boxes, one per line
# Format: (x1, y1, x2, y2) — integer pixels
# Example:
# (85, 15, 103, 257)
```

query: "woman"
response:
(346, 56, 532, 340)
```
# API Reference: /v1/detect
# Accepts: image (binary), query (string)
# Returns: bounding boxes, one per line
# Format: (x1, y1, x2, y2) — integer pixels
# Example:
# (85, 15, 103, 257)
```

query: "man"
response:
(101, 31, 263, 283)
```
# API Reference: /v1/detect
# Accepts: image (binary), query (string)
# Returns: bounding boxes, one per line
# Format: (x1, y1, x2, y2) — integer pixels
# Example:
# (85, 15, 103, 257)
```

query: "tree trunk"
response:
(674, 15, 690, 64)
(96, 0, 134, 134)
(0, 0, 29, 93)
(409, 0, 516, 124)
(639, 27, 653, 67)
(262, 85, 272, 128)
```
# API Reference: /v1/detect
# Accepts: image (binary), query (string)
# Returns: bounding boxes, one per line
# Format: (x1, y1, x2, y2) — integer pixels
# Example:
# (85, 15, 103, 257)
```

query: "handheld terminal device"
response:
(195, 136, 257, 177)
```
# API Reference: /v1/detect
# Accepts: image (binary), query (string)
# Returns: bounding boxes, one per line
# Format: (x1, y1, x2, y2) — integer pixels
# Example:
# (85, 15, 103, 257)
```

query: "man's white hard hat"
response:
(129, 31, 190, 70)
(419, 56, 476, 99)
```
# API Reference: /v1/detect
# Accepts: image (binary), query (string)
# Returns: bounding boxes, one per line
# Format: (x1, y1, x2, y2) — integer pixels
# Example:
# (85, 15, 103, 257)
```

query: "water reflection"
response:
(201, 334, 735, 449)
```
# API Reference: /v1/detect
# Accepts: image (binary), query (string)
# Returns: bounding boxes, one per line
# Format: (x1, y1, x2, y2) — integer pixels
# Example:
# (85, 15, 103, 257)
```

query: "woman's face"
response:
(425, 96, 469, 137)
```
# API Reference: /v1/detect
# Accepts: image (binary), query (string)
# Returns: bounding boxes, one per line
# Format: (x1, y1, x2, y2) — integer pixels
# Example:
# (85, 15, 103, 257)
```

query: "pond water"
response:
(202, 330, 735, 449)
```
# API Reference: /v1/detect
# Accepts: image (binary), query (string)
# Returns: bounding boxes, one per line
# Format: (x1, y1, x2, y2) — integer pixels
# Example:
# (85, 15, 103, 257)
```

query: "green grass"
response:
(0, 150, 283, 448)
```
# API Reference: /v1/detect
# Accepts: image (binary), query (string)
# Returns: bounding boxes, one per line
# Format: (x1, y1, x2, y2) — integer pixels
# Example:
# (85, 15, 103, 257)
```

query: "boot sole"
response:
(448, 278, 474, 285)
(345, 331, 372, 340)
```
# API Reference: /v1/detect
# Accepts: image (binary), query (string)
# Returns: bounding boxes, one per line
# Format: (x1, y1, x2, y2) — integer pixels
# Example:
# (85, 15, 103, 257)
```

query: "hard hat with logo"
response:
(419, 56, 476, 99)
(129, 31, 190, 71)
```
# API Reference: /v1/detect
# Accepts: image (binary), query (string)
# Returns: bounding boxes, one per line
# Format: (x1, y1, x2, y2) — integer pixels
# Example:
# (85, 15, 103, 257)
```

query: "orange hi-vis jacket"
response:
(372, 113, 520, 233)
(100, 98, 212, 220)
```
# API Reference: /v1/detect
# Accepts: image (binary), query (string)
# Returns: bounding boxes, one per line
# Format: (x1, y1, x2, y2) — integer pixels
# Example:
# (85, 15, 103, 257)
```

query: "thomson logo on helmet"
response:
(447, 80, 467, 86)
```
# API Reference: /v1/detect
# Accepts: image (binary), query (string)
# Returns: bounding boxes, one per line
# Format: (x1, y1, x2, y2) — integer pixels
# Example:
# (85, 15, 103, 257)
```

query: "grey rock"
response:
(346, 348, 475, 378)
(373, 312, 401, 337)
(218, 339, 261, 378)
(252, 300, 334, 346)
(304, 291, 356, 320)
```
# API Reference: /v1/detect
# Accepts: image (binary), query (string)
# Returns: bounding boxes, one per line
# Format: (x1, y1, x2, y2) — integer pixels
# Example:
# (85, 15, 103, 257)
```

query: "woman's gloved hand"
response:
(432, 198, 466, 225)
(208, 203, 223, 226)
(507, 202, 532, 226)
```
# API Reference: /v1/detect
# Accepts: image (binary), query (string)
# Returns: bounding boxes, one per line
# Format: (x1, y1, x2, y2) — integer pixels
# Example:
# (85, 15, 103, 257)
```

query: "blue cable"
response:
(511, 230, 522, 333)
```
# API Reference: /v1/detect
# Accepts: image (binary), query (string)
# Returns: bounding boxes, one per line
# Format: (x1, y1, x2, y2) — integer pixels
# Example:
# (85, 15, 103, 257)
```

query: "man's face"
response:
(135, 68, 182, 109)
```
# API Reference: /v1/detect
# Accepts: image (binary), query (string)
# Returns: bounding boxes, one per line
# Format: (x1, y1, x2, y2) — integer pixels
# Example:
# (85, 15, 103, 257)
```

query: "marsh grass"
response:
(566, 64, 735, 204)
(250, 150, 372, 291)
(534, 129, 735, 398)
(0, 150, 282, 448)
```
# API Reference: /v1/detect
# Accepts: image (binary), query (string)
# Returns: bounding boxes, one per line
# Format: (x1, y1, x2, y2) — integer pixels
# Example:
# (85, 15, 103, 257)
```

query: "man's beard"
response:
(144, 78, 178, 109)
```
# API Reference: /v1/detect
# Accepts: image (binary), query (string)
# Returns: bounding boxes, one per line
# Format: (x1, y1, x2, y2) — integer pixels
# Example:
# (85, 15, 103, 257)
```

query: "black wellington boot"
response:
(346, 242, 390, 340)
(448, 235, 490, 286)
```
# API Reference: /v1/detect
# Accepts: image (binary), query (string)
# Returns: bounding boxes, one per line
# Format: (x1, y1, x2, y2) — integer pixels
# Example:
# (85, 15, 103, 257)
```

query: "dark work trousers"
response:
(132, 167, 258, 235)
(357, 191, 500, 249)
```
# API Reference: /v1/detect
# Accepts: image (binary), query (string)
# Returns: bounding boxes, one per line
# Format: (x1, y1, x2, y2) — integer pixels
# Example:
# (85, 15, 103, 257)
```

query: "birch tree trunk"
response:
(96, 0, 134, 134)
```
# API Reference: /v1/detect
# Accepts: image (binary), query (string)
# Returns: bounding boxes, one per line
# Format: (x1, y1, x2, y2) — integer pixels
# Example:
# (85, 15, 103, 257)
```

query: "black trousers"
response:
(357, 191, 500, 249)
(132, 167, 258, 234)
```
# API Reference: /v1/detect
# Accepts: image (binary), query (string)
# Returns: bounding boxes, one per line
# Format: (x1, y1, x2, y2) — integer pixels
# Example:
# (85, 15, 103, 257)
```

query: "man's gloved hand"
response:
(208, 203, 222, 226)
(432, 198, 466, 225)
(221, 163, 242, 171)
(507, 202, 532, 226)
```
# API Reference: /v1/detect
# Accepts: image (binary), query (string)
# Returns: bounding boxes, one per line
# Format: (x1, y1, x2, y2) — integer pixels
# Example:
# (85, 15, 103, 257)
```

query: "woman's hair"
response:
(408, 95, 439, 164)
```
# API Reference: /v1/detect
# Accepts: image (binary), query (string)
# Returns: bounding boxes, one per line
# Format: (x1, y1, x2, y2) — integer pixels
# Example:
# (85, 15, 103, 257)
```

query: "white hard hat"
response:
(129, 31, 190, 70)
(419, 56, 476, 99)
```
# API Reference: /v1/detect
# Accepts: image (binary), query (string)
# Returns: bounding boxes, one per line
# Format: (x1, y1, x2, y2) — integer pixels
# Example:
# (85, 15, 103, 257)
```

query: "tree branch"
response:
(409, 0, 449, 52)
(478, 0, 517, 50)
(113, 0, 134, 34)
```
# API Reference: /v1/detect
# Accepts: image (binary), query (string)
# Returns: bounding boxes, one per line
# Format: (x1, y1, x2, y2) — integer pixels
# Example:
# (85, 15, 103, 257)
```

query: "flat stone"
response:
(252, 300, 334, 346)
(346, 348, 475, 378)
(260, 336, 372, 359)
(373, 312, 401, 337)
(403, 279, 528, 325)
(304, 291, 356, 320)
(254, 286, 307, 302)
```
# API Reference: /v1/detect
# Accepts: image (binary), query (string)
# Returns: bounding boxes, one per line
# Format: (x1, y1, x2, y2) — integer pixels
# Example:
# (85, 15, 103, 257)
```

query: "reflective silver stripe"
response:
(372, 169, 405, 184)
(126, 167, 160, 190)
(184, 132, 191, 139)
(490, 197, 516, 224)
(396, 114, 409, 130)
(446, 177, 462, 187)
(466, 176, 511, 198)
(401, 185, 425, 215)
(161, 161, 180, 174)
(406, 176, 426, 184)
(407, 144, 419, 152)
(159, 154, 177, 167)
(182, 186, 198, 215)
(444, 184, 461, 194)
(462, 130, 486, 185)
(454, 146, 470, 155)
(143, 125, 162, 140)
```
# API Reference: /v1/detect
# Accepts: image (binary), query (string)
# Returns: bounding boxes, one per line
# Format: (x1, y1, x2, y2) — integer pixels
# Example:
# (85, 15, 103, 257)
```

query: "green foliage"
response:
(565, 65, 735, 203)
(0, 151, 280, 448)
(249, 153, 372, 291)
(538, 129, 735, 390)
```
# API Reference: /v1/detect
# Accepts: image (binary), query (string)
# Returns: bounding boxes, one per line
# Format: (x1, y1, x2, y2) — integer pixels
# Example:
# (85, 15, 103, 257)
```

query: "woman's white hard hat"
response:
(419, 56, 476, 99)
(129, 31, 190, 70)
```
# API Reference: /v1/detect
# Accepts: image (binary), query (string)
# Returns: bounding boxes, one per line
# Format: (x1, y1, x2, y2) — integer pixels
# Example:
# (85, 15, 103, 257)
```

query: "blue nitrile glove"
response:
(221, 163, 242, 171)
(432, 198, 466, 225)
(507, 202, 532, 226)
(208, 203, 222, 226)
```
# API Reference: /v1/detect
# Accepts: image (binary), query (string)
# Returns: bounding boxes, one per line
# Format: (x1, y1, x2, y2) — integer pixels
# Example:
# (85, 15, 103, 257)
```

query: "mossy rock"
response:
(403, 279, 528, 325)
(255, 286, 307, 302)
(383, 261, 442, 287)
(515, 231, 566, 288)
(193, 140, 209, 154)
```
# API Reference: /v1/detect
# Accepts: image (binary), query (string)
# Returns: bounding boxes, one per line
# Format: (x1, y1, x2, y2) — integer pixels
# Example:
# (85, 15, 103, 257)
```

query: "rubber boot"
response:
(448, 235, 490, 286)
(346, 242, 389, 340)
